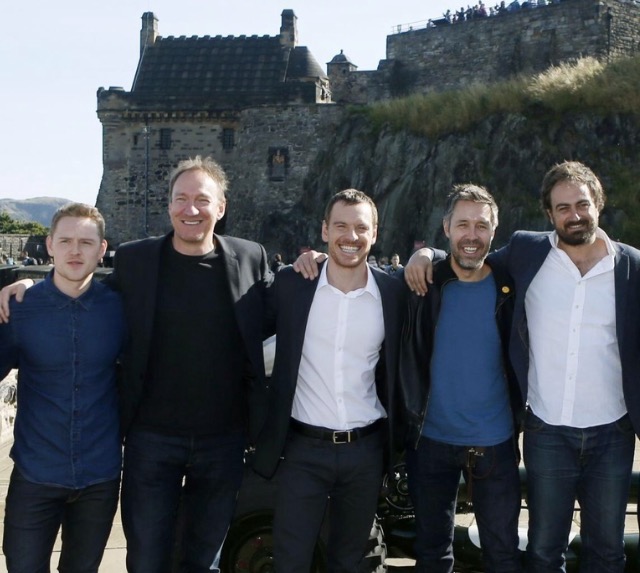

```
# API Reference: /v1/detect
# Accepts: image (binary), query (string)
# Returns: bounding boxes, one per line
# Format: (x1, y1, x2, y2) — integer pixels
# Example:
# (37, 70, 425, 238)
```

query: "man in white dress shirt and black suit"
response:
(252, 189, 405, 573)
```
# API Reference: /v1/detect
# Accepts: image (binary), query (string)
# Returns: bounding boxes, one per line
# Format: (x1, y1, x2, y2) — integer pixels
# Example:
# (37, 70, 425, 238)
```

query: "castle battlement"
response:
(328, 0, 640, 104)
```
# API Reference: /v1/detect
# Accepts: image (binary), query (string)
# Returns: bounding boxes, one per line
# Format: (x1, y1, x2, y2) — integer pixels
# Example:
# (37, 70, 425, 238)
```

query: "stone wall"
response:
(96, 100, 343, 257)
(0, 234, 46, 262)
(221, 104, 343, 256)
(96, 102, 242, 244)
(332, 0, 640, 102)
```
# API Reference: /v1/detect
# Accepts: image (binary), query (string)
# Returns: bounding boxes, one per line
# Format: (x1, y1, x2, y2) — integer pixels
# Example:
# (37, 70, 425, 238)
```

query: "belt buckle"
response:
(332, 430, 351, 444)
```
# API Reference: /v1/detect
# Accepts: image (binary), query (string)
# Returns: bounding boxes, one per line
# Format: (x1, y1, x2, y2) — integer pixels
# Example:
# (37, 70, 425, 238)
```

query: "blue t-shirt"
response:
(422, 273, 513, 446)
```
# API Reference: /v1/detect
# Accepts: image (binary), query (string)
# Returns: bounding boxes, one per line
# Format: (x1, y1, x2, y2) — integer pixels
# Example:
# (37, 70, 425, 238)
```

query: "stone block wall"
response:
(96, 98, 343, 256)
(334, 0, 640, 101)
(0, 234, 46, 262)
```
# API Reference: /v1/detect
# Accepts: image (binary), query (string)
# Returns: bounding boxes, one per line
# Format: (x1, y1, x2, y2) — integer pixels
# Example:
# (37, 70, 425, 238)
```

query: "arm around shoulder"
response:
(0, 279, 35, 323)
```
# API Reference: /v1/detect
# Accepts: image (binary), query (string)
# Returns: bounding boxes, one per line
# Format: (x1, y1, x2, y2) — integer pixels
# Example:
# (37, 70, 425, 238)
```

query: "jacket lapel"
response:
(216, 235, 242, 303)
(614, 246, 629, 347)
(288, 264, 323, 372)
(140, 235, 168, 353)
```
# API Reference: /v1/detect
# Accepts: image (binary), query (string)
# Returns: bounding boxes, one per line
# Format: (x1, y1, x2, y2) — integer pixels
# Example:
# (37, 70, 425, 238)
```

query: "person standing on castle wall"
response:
(0, 203, 126, 573)
(0, 156, 276, 573)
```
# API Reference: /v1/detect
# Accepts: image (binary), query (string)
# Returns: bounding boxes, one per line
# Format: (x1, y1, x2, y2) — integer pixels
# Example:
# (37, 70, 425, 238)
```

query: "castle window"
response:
(268, 147, 289, 181)
(159, 128, 172, 150)
(133, 134, 139, 146)
(222, 128, 235, 151)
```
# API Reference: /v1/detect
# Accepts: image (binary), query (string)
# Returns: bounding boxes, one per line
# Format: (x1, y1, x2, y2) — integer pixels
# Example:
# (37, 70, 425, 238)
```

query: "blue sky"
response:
(1, 0, 452, 204)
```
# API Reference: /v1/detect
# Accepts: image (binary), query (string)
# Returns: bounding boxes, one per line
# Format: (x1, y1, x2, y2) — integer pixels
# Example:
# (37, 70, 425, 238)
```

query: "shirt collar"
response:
(44, 270, 96, 309)
(317, 261, 380, 299)
(548, 227, 616, 257)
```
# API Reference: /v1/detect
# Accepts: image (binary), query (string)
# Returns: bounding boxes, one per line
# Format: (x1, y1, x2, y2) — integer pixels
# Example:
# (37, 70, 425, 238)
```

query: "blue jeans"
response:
(2, 467, 119, 573)
(523, 410, 634, 573)
(406, 436, 523, 573)
(121, 429, 245, 573)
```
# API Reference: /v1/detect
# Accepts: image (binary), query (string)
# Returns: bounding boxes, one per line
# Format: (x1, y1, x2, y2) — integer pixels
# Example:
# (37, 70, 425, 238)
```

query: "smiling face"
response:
(444, 200, 495, 278)
(322, 200, 377, 271)
(168, 168, 226, 255)
(547, 181, 599, 247)
(46, 216, 107, 297)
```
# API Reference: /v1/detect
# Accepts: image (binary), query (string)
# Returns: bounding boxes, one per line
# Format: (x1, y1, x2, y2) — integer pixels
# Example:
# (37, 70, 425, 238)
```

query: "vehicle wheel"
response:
(219, 512, 326, 573)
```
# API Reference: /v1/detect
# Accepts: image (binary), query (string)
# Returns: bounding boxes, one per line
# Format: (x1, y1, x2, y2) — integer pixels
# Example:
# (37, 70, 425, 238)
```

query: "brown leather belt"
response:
(290, 418, 382, 444)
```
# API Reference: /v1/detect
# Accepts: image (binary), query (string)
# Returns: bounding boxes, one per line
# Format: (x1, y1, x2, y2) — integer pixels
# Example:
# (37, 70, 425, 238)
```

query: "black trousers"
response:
(273, 429, 384, 573)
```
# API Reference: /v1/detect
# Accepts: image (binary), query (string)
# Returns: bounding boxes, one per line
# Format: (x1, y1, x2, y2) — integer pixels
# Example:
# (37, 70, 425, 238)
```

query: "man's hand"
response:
(404, 248, 435, 296)
(292, 250, 328, 280)
(0, 279, 34, 323)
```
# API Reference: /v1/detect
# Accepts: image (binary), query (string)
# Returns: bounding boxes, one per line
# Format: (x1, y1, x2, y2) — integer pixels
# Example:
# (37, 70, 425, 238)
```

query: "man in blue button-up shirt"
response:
(0, 203, 126, 573)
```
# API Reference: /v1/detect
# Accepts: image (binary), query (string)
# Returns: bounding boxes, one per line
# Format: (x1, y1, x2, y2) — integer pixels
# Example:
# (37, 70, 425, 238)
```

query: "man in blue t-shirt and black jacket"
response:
(399, 184, 524, 573)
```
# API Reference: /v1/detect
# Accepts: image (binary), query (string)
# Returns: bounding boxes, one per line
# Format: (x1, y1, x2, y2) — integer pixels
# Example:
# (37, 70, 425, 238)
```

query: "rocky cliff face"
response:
(287, 111, 640, 260)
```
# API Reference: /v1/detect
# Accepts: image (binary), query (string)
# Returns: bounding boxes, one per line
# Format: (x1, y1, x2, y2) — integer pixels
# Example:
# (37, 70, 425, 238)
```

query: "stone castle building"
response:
(96, 0, 640, 253)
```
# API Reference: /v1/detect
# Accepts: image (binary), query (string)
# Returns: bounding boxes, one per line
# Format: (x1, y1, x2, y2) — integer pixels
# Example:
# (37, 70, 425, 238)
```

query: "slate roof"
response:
(130, 33, 327, 108)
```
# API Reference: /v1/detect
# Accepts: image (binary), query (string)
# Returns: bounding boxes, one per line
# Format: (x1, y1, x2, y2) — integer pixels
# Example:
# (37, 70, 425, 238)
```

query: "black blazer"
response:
(491, 230, 640, 435)
(106, 232, 273, 440)
(252, 262, 406, 479)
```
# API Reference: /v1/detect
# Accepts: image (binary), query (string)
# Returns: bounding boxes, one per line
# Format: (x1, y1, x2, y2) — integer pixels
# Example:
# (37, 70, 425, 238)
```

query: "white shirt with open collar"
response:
(525, 228, 626, 428)
(291, 262, 386, 431)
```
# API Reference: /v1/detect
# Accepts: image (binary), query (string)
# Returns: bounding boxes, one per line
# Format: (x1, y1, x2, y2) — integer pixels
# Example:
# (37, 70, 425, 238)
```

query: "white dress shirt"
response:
(525, 229, 626, 427)
(291, 263, 386, 430)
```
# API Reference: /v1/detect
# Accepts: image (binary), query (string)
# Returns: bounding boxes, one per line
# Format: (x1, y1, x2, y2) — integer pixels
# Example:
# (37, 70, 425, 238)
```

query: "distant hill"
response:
(0, 197, 71, 227)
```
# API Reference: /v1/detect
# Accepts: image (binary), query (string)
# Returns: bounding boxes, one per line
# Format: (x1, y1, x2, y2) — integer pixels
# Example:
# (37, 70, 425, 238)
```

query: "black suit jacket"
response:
(106, 232, 273, 440)
(252, 262, 406, 479)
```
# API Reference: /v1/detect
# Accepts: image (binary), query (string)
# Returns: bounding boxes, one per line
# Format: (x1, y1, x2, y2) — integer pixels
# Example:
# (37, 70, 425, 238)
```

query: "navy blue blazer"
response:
(252, 261, 406, 479)
(106, 232, 273, 441)
(489, 230, 640, 435)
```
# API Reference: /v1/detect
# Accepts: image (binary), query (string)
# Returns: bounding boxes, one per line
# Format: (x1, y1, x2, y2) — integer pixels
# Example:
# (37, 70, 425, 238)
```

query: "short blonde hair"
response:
(50, 203, 106, 241)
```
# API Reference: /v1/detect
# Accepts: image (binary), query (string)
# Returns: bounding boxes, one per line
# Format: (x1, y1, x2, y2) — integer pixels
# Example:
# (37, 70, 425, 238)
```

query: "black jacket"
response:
(105, 232, 273, 441)
(253, 262, 406, 479)
(399, 256, 523, 450)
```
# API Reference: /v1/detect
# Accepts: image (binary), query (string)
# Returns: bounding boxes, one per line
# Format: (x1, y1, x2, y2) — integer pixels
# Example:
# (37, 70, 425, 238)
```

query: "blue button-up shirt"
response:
(0, 273, 126, 489)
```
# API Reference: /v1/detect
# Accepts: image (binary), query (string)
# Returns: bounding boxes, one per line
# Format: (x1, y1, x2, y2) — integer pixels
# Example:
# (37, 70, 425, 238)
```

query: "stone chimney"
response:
(280, 9, 298, 48)
(140, 12, 158, 57)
